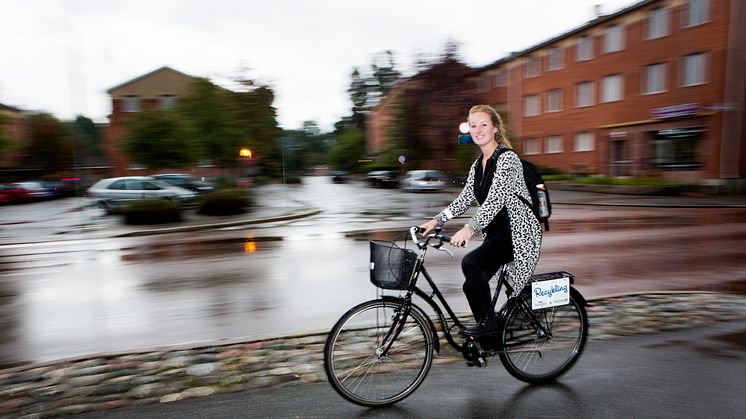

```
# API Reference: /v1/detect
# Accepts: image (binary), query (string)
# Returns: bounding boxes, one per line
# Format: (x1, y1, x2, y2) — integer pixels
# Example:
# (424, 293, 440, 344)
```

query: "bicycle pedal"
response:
(466, 357, 487, 368)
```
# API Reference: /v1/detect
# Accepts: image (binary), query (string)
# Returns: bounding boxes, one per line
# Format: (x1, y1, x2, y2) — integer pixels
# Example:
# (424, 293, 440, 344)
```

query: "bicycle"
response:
(323, 226, 590, 407)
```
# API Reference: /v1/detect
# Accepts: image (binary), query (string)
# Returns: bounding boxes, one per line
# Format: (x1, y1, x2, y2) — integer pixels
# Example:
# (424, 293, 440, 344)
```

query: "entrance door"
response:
(610, 140, 631, 176)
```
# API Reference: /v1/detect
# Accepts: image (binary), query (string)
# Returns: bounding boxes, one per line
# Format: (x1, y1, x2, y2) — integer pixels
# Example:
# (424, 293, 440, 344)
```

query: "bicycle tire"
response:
(498, 293, 588, 384)
(324, 299, 434, 407)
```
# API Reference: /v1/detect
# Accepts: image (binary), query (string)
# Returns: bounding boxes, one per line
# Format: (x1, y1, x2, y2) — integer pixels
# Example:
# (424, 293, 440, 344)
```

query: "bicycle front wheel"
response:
(498, 293, 588, 384)
(324, 299, 434, 407)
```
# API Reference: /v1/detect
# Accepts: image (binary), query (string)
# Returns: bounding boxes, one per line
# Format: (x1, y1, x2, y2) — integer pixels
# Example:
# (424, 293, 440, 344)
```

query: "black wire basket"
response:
(369, 240, 418, 290)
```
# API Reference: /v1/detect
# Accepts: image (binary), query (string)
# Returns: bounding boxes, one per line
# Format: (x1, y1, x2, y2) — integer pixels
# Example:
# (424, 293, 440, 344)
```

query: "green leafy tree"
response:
(330, 127, 365, 172)
(121, 109, 198, 170)
(230, 85, 283, 176)
(21, 113, 75, 172)
(67, 115, 103, 159)
(0, 113, 10, 160)
(176, 78, 244, 167)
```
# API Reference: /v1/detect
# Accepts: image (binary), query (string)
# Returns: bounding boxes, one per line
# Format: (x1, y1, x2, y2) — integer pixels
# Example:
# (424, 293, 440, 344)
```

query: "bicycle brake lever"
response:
(433, 243, 454, 258)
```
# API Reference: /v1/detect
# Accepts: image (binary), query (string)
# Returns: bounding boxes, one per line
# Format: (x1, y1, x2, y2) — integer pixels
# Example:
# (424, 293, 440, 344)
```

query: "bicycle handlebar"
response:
(409, 226, 451, 251)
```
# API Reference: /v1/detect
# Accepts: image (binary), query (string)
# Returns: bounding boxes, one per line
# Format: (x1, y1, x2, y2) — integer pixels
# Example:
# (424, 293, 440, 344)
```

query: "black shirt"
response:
(473, 151, 510, 236)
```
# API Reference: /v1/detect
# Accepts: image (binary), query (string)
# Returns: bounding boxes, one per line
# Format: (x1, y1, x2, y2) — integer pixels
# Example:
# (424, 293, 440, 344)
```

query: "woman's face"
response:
(468, 111, 498, 146)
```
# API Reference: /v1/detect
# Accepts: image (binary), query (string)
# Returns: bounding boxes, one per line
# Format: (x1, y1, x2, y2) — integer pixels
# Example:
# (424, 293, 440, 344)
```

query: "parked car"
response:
(86, 176, 198, 213)
(366, 170, 399, 188)
(0, 183, 29, 204)
(400, 170, 447, 192)
(331, 171, 348, 184)
(151, 174, 215, 195)
(12, 181, 54, 200)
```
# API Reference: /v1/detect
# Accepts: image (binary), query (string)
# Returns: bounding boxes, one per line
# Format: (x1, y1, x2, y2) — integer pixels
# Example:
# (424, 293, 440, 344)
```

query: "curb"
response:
(114, 208, 321, 237)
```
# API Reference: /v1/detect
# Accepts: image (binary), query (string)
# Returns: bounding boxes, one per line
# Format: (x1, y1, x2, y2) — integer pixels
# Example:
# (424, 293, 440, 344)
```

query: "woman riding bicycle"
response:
(419, 104, 542, 336)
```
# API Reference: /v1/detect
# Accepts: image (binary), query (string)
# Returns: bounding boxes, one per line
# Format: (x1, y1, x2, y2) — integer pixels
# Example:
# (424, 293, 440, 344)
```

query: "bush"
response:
(123, 199, 181, 224)
(198, 189, 250, 215)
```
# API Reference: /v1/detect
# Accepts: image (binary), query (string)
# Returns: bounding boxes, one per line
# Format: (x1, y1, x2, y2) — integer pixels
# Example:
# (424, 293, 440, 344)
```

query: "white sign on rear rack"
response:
(531, 277, 570, 310)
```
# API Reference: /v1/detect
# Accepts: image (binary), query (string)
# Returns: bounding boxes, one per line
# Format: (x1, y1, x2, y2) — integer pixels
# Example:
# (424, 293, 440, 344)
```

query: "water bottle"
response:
(536, 184, 549, 218)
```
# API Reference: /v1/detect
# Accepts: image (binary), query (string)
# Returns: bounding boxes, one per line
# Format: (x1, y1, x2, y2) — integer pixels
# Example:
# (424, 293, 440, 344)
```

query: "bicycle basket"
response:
(369, 240, 418, 290)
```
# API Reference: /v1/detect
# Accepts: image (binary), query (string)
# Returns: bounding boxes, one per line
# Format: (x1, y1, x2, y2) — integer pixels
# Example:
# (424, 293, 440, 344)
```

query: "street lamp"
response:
(238, 148, 253, 196)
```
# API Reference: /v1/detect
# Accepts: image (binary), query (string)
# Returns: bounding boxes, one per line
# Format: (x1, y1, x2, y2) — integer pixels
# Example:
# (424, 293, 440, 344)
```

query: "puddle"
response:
(120, 236, 283, 262)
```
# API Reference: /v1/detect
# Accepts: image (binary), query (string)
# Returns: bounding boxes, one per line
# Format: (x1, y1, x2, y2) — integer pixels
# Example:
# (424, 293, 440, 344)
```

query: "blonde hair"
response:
(469, 105, 512, 148)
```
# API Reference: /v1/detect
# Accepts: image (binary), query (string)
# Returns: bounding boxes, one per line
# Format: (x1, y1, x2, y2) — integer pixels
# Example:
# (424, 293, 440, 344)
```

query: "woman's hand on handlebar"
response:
(418, 219, 439, 237)
(450, 226, 474, 248)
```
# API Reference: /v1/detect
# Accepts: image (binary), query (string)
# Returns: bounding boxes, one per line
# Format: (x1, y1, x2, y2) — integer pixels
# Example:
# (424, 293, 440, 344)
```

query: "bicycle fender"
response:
(381, 296, 441, 355)
(571, 286, 591, 307)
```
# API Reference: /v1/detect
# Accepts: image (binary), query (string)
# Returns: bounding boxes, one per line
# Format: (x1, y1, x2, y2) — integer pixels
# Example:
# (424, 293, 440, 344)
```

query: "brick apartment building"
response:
(104, 66, 199, 177)
(369, 0, 746, 187)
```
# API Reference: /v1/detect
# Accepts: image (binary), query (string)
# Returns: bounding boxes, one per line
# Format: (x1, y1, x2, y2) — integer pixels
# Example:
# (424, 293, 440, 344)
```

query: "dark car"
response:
(366, 170, 399, 188)
(331, 171, 348, 183)
(151, 174, 215, 194)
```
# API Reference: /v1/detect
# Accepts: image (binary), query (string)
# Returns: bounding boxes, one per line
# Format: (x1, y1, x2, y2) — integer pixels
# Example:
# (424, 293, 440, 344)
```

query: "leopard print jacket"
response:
(434, 148, 542, 296)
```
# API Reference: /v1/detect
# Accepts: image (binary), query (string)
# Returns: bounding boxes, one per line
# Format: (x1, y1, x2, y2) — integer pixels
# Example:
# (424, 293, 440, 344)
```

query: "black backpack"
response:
(494, 148, 552, 231)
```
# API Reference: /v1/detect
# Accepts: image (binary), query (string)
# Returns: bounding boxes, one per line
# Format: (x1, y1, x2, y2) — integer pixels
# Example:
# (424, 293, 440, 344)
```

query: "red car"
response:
(0, 183, 30, 204)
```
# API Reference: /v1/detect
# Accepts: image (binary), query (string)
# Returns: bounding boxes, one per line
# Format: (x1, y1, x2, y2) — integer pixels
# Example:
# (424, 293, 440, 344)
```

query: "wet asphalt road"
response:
(81, 320, 746, 419)
(1, 177, 745, 366)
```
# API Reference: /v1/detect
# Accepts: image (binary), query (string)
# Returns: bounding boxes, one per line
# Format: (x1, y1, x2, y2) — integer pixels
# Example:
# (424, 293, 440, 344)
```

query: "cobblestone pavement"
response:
(1, 291, 744, 418)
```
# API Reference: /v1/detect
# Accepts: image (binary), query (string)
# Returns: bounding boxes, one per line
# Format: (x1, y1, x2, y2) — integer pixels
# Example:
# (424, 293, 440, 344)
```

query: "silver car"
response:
(400, 170, 447, 192)
(86, 176, 197, 213)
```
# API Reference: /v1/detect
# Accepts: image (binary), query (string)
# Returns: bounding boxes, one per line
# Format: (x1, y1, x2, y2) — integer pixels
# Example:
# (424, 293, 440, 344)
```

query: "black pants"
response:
(461, 230, 514, 321)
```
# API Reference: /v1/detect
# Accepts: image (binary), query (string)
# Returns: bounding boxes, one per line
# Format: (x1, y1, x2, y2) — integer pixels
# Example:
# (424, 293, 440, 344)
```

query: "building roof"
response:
(477, 0, 658, 71)
(0, 102, 22, 113)
(106, 66, 196, 93)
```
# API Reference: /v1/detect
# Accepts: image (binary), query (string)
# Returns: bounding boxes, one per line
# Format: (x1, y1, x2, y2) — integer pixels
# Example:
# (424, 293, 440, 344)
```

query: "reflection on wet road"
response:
(0, 177, 745, 366)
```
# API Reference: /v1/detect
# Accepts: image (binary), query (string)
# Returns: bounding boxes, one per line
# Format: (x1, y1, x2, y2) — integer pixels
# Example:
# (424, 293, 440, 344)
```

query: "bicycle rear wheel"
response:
(498, 293, 588, 384)
(324, 299, 434, 407)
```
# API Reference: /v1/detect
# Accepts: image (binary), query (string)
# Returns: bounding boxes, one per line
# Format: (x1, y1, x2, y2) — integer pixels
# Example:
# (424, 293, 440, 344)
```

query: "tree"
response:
(330, 127, 365, 172)
(121, 109, 199, 170)
(347, 68, 368, 130)
(68, 115, 103, 160)
(176, 78, 244, 168)
(371, 50, 401, 97)
(0, 113, 10, 161)
(20, 113, 75, 172)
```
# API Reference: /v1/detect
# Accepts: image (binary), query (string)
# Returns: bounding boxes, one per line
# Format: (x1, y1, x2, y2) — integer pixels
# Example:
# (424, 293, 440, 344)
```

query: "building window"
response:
(159, 95, 177, 108)
(546, 89, 563, 112)
(525, 56, 540, 78)
(123, 95, 140, 113)
(546, 135, 563, 153)
(644, 63, 667, 94)
(576, 81, 594, 107)
(647, 8, 669, 40)
(495, 69, 508, 87)
(603, 24, 624, 53)
(574, 132, 594, 152)
(477, 74, 492, 93)
(524, 138, 540, 155)
(651, 127, 703, 168)
(682, 53, 706, 86)
(683, 0, 709, 27)
(494, 102, 507, 111)
(576, 35, 593, 62)
(524, 95, 540, 117)
(602, 74, 623, 102)
(547, 47, 564, 71)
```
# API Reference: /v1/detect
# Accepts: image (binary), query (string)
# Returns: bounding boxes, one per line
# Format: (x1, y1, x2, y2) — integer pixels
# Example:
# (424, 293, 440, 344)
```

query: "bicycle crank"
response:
(462, 336, 487, 367)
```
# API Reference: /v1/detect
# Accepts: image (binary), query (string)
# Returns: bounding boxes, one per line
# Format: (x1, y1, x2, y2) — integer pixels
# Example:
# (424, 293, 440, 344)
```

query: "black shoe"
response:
(460, 315, 498, 337)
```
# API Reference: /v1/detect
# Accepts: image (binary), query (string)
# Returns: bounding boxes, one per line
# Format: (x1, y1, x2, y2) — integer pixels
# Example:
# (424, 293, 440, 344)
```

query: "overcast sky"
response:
(0, 0, 638, 132)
